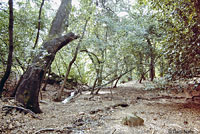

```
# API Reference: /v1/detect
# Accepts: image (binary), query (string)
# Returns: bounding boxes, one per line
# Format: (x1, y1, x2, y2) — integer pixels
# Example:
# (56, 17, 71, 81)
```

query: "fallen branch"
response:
(136, 96, 185, 101)
(94, 67, 136, 94)
(111, 128, 116, 134)
(33, 128, 59, 134)
(34, 126, 79, 134)
(2, 105, 40, 119)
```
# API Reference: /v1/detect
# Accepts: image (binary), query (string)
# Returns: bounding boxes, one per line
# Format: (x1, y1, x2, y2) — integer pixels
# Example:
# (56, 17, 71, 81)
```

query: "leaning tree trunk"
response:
(15, 33, 79, 113)
(15, 0, 75, 113)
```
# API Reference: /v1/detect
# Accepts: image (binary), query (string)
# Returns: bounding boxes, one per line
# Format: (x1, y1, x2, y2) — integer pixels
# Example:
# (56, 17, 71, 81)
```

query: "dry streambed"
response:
(1, 82, 200, 134)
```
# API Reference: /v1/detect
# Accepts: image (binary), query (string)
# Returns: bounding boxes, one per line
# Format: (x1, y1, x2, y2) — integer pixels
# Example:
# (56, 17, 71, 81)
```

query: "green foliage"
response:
(2, 0, 198, 87)
(0, 0, 53, 72)
(144, 0, 200, 79)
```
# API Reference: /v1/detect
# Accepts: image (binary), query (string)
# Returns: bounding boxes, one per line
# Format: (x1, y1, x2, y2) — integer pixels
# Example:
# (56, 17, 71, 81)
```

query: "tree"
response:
(141, 0, 200, 79)
(55, 17, 90, 101)
(0, 0, 14, 97)
(15, 0, 79, 113)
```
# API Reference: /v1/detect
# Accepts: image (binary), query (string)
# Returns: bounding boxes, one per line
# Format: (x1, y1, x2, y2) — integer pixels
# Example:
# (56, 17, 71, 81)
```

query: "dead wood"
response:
(33, 128, 72, 134)
(2, 105, 41, 119)
(136, 96, 185, 101)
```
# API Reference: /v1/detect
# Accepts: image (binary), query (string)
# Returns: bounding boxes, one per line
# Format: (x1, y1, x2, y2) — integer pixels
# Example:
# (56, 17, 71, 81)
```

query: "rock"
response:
(15, 121, 21, 127)
(79, 112, 85, 115)
(122, 114, 144, 127)
(8, 123, 13, 129)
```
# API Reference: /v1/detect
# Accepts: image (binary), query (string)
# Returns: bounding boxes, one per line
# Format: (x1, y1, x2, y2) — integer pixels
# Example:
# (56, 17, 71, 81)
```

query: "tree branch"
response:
(33, 0, 45, 49)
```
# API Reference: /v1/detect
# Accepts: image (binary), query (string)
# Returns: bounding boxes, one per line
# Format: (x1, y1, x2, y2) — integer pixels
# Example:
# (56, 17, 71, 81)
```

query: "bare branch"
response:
(33, 0, 45, 49)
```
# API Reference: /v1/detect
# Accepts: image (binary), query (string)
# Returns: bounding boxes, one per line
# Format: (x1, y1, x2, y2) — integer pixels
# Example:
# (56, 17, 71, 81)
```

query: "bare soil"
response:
(1, 80, 200, 134)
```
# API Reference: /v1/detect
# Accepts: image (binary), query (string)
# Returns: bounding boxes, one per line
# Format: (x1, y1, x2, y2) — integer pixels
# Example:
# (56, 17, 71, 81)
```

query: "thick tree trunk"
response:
(49, 0, 72, 37)
(15, 33, 79, 113)
(0, 0, 14, 97)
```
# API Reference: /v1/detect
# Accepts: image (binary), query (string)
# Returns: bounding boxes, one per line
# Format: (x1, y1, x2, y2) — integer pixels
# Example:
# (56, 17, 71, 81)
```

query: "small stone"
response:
(15, 121, 21, 127)
(79, 112, 85, 115)
(8, 123, 13, 129)
(6, 120, 11, 124)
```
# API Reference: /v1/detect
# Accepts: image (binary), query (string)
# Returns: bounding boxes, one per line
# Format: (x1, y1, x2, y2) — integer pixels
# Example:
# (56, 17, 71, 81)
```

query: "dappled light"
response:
(0, 0, 200, 133)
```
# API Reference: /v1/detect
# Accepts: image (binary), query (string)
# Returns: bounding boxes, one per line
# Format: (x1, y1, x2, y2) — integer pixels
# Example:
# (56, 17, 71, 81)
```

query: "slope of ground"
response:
(1, 80, 200, 134)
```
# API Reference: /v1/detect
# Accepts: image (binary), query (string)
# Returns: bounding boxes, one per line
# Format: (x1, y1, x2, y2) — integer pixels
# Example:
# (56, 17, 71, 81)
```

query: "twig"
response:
(34, 126, 74, 134)
(111, 128, 116, 134)
(33, 128, 58, 134)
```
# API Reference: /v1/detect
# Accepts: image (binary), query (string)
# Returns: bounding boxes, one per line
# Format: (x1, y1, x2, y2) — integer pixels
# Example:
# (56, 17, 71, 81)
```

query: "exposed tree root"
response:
(2, 105, 41, 119)
(34, 127, 73, 134)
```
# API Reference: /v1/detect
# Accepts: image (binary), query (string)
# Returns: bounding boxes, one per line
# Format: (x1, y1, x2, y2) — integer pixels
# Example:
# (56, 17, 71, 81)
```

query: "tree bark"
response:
(136, 52, 146, 83)
(15, 33, 79, 113)
(13, 0, 77, 113)
(0, 0, 14, 97)
(49, 0, 72, 37)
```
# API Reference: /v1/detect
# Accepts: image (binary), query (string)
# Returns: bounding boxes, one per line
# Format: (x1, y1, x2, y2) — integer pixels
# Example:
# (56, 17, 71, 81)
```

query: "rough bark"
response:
(41, 67, 51, 91)
(49, 0, 72, 37)
(15, 33, 79, 113)
(0, 0, 14, 97)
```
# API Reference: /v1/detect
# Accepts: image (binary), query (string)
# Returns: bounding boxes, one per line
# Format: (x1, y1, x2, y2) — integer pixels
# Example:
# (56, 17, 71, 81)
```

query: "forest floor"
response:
(1, 80, 200, 134)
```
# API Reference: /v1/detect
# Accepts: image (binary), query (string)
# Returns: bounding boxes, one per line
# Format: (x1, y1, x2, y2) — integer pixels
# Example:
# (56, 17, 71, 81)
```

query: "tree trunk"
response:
(159, 56, 164, 77)
(137, 52, 145, 83)
(80, 49, 101, 94)
(41, 67, 51, 91)
(49, 0, 72, 37)
(0, 0, 14, 97)
(146, 37, 155, 81)
(15, 0, 76, 113)
(15, 33, 79, 113)
(55, 18, 89, 101)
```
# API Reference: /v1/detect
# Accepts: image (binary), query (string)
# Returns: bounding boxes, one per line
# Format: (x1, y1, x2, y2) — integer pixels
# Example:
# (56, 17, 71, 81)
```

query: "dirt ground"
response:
(1, 80, 200, 134)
